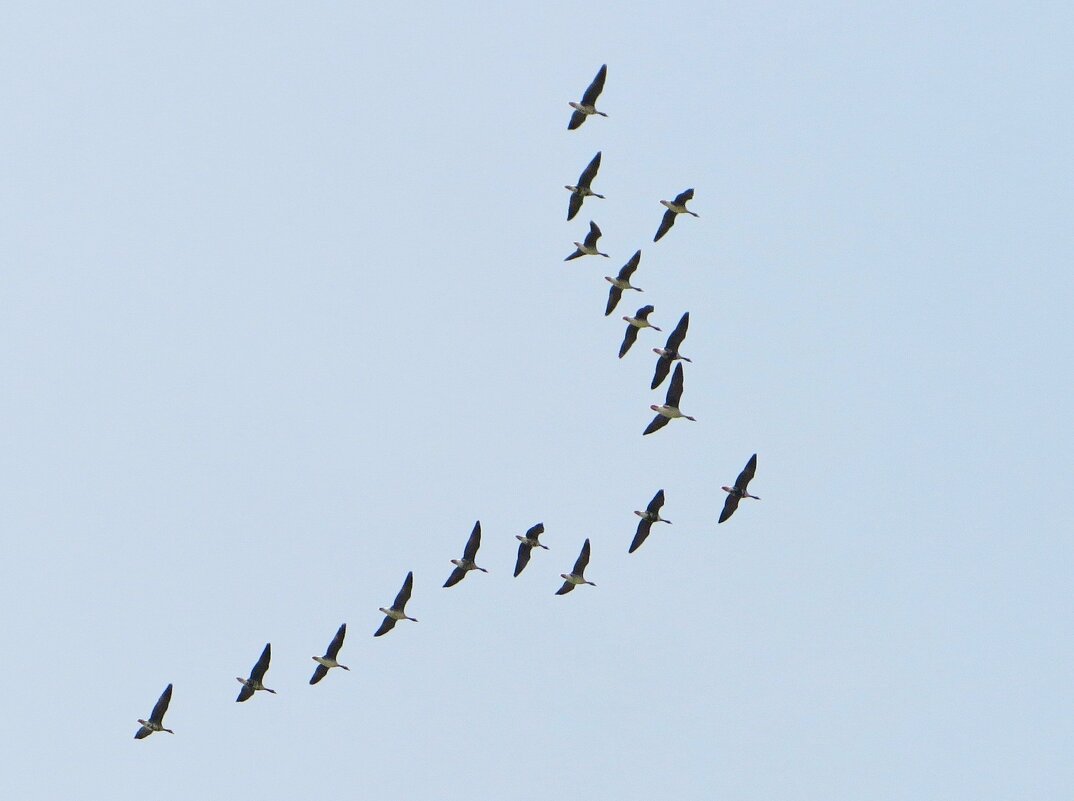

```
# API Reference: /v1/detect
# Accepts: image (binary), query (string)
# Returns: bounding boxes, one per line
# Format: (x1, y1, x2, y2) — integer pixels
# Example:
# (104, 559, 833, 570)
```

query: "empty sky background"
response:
(2, 2, 1072, 799)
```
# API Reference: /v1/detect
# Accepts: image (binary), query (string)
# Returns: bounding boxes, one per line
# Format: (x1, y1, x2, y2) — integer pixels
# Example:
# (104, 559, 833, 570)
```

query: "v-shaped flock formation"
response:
(132, 64, 762, 740)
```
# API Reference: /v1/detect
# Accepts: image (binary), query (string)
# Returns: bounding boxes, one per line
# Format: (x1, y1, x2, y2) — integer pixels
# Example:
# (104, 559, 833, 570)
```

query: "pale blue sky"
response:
(2, 3, 1072, 799)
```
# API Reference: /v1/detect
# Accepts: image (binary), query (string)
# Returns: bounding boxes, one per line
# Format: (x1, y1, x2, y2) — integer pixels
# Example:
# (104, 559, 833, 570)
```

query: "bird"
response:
(619, 305, 661, 358)
(651, 312, 692, 389)
(653, 189, 699, 242)
(134, 683, 174, 739)
(236, 643, 275, 702)
(566, 152, 604, 220)
(643, 362, 696, 435)
(375, 571, 418, 636)
(513, 522, 549, 577)
(444, 520, 488, 588)
(604, 250, 643, 316)
(565, 221, 609, 261)
(630, 489, 671, 553)
(568, 64, 608, 130)
(556, 538, 596, 595)
(719, 454, 760, 523)
(310, 623, 349, 685)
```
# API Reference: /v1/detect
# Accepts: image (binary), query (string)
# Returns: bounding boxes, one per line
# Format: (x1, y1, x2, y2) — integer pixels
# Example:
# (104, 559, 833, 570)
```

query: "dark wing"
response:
(134, 725, 153, 739)
(567, 190, 584, 221)
(643, 413, 671, 435)
(325, 623, 346, 660)
(249, 643, 271, 683)
(654, 208, 676, 242)
(619, 323, 640, 358)
(374, 615, 397, 637)
(309, 664, 329, 685)
(525, 522, 545, 540)
(150, 683, 172, 725)
(567, 109, 587, 130)
(584, 221, 602, 248)
(646, 489, 665, 515)
(719, 493, 741, 523)
(673, 188, 695, 205)
(443, 566, 468, 588)
(564, 246, 584, 261)
(666, 312, 689, 352)
(630, 518, 653, 553)
(635, 304, 655, 321)
(651, 354, 672, 390)
(605, 284, 624, 316)
(555, 580, 575, 595)
(393, 571, 414, 611)
(618, 250, 641, 281)
(736, 454, 758, 492)
(236, 683, 254, 703)
(573, 538, 591, 575)
(666, 362, 685, 407)
(580, 64, 607, 106)
(514, 542, 532, 577)
(578, 151, 602, 188)
(462, 520, 482, 561)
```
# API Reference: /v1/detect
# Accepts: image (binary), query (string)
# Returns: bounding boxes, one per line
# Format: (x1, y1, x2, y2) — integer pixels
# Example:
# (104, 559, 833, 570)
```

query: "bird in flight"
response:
(444, 521, 488, 588)
(653, 189, 699, 242)
(651, 312, 691, 389)
(643, 362, 696, 435)
(514, 522, 549, 577)
(567, 64, 608, 130)
(556, 538, 596, 595)
(310, 623, 350, 685)
(719, 454, 760, 523)
(630, 489, 671, 553)
(236, 643, 275, 702)
(375, 571, 418, 636)
(134, 683, 174, 739)
(619, 305, 661, 358)
(604, 250, 643, 316)
(566, 152, 604, 221)
(565, 220, 609, 261)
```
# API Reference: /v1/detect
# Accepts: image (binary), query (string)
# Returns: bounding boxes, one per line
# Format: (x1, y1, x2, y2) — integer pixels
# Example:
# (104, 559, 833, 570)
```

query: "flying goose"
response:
(651, 312, 692, 389)
(310, 623, 349, 685)
(630, 489, 671, 553)
(619, 305, 661, 358)
(444, 520, 488, 588)
(719, 454, 760, 523)
(375, 571, 418, 636)
(555, 538, 596, 594)
(653, 189, 699, 242)
(565, 221, 609, 261)
(604, 250, 643, 316)
(134, 683, 174, 739)
(643, 362, 696, 435)
(567, 64, 608, 130)
(236, 643, 275, 702)
(566, 152, 604, 221)
(513, 522, 548, 577)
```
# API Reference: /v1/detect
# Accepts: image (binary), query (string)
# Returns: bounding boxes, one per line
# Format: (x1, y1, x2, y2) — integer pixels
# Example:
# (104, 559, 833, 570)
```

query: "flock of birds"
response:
(132, 64, 762, 741)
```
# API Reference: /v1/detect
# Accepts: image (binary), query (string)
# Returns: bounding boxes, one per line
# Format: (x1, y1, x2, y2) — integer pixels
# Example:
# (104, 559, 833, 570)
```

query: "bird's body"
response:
(566, 152, 604, 221)
(619, 305, 661, 358)
(567, 64, 608, 130)
(134, 683, 174, 739)
(556, 538, 596, 595)
(630, 489, 671, 553)
(604, 250, 643, 316)
(236, 643, 275, 702)
(444, 521, 488, 588)
(654, 189, 699, 242)
(719, 454, 760, 523)
(514, 522, 548, 577)
(310, 623, 349, 685)
(565, 220, 609, 260)
(375, 571, 418, 636)
(651, 312, 692, 389)
(644, 362, 696, 434)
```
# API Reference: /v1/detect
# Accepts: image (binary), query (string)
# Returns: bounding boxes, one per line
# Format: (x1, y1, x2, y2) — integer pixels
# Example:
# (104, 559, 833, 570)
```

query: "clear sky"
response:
(2, 3, 1072, 799)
